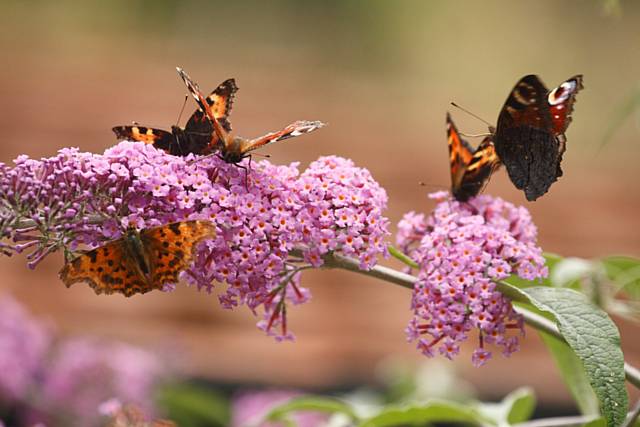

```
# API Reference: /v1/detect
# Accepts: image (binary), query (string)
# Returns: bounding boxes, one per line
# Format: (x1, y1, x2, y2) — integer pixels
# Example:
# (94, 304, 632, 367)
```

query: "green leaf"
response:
(601, 256, 640, 298)
(512, 286, 628, 427)
(474, 387, 536, 425)
(264, 396, 358, 423)
(539, 332, 599, 416)
(157, 383, 230, 427)
(504, 388, 536, 424)
(358, 400, 492, 427)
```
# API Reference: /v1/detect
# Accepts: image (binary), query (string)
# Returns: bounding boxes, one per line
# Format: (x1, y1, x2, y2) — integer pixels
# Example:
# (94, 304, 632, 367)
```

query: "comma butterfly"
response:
(59, 220, 216, 297)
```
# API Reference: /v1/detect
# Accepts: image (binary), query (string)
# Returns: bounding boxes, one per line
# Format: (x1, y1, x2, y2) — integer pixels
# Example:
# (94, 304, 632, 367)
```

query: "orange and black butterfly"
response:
(59, 221, 216, 297)
(447, 113, 500, 202)
(176, 67, 325, 165)
(112, 78, 238, 156)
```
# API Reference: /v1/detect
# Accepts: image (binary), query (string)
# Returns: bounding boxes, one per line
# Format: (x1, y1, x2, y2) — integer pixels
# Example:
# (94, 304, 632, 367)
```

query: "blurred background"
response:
(1, 0, 639, 418)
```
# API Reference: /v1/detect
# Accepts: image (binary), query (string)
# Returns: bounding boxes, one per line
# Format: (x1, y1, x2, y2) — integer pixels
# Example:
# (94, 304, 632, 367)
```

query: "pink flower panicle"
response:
(398, 192, 548, 366)
(0, 143, 389, 339)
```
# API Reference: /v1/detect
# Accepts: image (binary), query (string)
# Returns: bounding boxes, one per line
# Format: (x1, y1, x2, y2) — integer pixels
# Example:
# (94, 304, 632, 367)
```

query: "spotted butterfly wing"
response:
(176, 67, 230, 151)
(184, 78, 237, 135)
(493, 74, 583, 201)
(112, 125, 174, 150)
(447, 113, 500, 201)
(59, 220, 216, 297)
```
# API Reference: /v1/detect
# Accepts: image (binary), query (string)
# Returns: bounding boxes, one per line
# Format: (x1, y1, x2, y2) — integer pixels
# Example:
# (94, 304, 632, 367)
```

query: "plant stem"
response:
(621, 398, 640, 427)
(320, 251, 640, 390)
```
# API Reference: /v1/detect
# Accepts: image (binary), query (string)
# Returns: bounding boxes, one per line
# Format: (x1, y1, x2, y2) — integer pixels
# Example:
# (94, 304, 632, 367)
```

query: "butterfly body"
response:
(59, 220, 216, 297)
(123, 228, 153, 281)
(113, 77, 238, 157)
(447, 113, 500, 202)
(493, 74, 583, 201)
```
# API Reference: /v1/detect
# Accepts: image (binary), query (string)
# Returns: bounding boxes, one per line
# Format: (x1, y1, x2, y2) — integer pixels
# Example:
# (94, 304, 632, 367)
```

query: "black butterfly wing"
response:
(493, 75, 583, 201)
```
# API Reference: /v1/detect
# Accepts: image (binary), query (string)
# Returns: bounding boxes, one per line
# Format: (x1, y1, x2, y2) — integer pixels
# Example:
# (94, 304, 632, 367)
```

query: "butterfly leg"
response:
(234, 162, 250, 190)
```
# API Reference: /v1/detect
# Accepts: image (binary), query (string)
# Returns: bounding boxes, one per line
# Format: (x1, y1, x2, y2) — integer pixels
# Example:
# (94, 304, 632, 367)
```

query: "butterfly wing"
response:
(112, 125, 174, 149)
(447, 113, 474, 193)
(140, 220, 217, 287)
(185, 78, 238, 135)
(494, 75, 583, 201)
(546, 75, 583, 141)
(447, 114, 499, 201)
(176, 67, 230, 151)
(240, 120, 326, 154)
(59, 237, 153, 297)
(456, 137, 500, 202)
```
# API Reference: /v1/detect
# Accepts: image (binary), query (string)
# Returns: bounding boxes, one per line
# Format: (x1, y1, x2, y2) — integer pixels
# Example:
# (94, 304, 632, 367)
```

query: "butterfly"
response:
(59, 220, 216, 297)
(447, 113, 500, 202)
(112, 78, 238, 156)
(492, 74, 584, 201)
(176, 67, 325, 166)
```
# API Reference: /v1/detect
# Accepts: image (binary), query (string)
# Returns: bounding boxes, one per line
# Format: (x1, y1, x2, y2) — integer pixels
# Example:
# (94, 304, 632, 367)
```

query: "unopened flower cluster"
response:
(0, 294, 165, 427)
(397, 192, 547, 366)
(0, 142, 389, 339)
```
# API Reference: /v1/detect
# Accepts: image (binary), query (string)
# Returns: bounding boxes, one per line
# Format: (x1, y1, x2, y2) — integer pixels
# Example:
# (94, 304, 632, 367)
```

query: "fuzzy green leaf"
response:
(517, 286, 628, 427)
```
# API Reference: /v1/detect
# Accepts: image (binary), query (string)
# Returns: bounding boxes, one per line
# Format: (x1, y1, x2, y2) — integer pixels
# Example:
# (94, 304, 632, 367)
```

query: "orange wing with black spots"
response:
(140, 220, 217, 286)
(59, 239, 151, 297)
(184, 78, 237, 135)
(112, 125, 174, 147)
(176, 67, 230, 148)
(447, 113, 500, 202)
(59, 221, 216, 297)
(447, 112, 475, 187)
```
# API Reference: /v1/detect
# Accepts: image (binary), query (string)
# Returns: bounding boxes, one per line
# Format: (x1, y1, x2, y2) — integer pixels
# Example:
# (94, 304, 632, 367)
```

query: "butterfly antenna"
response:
(175, 95, 188, 126)
(459, 131, 493, 138)
(450, 102, 493, 127)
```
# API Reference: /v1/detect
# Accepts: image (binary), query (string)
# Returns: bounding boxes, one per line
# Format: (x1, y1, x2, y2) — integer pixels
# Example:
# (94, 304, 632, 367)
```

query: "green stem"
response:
(388, 244, 419, 268)
(320, 251, 640, 390)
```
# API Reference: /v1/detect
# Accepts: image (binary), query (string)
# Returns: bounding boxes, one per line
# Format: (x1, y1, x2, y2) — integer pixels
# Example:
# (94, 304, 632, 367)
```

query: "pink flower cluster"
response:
(397, 192, 547, 366)
(0, 143, 389, 339)
(0, 294, 166, 427)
